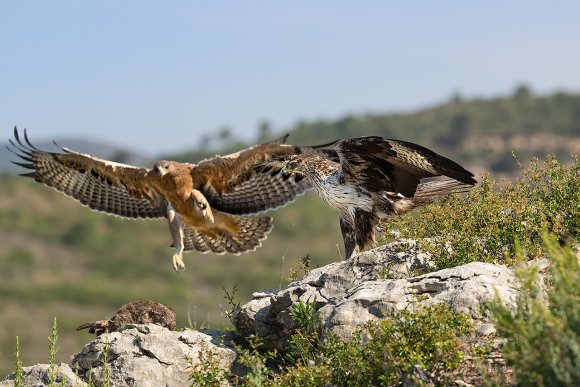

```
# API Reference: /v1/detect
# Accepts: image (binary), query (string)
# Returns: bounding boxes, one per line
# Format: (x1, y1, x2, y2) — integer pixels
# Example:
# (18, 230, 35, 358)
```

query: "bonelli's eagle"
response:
(8, 128, 336, 271)
(256, 136, 477, 259)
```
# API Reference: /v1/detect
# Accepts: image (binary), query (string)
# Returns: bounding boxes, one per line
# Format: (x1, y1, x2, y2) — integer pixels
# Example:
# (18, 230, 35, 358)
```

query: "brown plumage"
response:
(257, 136, 477, 259)
(8, 128, 337, 271)
(76, 299, 176, 335)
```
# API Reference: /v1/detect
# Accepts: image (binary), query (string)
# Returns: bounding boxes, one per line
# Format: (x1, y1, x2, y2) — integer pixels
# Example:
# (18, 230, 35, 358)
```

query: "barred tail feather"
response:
(414, 178, 474, 200)
(386, 178, 474, 216)
(181, 215, 273, 255)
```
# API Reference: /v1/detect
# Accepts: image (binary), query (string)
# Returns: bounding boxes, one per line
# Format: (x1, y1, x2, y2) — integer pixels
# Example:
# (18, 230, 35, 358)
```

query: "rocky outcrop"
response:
(231, 240, 526, 348)
(71, 324, 237, 387)
(1, 324, 238, 387)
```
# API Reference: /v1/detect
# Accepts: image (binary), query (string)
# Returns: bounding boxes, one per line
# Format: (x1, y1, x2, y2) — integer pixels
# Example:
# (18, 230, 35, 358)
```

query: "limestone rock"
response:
(71, 324, 237, 387)
(0, 363, 87, 387)
(231, 240, 522, 349)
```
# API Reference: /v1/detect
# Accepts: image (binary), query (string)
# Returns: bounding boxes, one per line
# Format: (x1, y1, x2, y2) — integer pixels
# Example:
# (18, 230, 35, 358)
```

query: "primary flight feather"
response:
(8, 127, 337, 271)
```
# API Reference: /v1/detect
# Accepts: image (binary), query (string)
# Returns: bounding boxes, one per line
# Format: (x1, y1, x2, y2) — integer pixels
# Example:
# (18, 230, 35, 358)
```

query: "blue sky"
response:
(1, 1, 579, 155)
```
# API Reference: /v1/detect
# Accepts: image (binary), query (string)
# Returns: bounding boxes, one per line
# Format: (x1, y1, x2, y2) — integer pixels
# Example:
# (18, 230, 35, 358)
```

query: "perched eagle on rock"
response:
(256, 136, 477, 259)
(8, 128, 336, 271)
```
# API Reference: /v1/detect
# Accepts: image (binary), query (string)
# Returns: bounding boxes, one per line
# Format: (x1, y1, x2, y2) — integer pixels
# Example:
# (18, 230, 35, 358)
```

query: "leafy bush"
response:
(189, 302, 472, 386)
(271, 303, 472, 386)
(235, 335, 276, 387)
(187, 346, 233, 387)
(391, 155, 579, 269)
(490, 233, 580, 386)
(285, 297, 321, 366)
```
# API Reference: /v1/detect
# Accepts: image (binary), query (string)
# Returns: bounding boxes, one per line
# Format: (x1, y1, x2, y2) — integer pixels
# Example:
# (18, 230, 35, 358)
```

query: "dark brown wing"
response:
(335, 136, 476, 198)
(9, 128, 166, 219)
(192, 135, 338, 214)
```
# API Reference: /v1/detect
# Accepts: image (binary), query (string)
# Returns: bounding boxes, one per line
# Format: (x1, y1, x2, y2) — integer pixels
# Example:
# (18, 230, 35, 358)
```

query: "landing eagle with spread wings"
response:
(8, 128, 336, 271)
(256, 136, 477, 259)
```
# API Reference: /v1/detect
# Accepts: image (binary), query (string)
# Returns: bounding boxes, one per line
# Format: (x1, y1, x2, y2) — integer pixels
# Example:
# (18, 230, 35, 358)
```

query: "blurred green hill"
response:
(168, 86, 580, 176)
(1, 85, 579, 376)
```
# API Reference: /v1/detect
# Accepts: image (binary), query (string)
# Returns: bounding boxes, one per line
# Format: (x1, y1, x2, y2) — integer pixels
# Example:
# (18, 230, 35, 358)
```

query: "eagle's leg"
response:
(340, 209, 377, 259)
(339, 216, 357, 259)
(353, 208, 377, 254)
(167, 204, 186, 272)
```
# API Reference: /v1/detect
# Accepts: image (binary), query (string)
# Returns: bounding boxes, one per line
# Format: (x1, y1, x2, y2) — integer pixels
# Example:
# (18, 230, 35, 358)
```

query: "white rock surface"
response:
(231, 240, 522, 348)
(71, 324, 237, 387)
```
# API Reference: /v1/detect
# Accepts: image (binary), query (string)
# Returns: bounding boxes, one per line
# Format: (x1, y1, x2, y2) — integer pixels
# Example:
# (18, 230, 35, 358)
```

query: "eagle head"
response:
(154, 160, 179, 177)
(282, 155, 308, 176)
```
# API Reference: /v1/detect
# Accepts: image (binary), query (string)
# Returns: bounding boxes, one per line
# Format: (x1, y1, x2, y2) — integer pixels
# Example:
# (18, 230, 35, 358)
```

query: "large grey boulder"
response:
(0, 363, 87, 387)
(71, 324, 237, 387)
(231, 240, 524, 349)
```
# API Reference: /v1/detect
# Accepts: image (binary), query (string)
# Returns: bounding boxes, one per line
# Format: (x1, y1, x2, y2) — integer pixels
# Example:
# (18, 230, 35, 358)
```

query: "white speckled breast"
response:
(311, 173, 373, 214)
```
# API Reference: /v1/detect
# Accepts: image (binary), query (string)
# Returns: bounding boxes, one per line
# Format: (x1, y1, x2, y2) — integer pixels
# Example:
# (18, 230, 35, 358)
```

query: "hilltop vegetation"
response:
(390, 155, 580, 269)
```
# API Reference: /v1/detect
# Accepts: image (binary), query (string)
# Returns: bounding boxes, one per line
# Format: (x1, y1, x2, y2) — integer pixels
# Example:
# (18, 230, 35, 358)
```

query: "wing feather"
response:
(335, 136, 476, 197)
(9, 127, 166, 219)
(193, 135, 338, 214)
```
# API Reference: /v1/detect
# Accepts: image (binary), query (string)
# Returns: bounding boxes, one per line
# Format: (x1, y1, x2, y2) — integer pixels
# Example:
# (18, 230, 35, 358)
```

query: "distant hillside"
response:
(287, 86, 580, 173)
(168, 86, 580, 175)
(5, 86, 578, 175)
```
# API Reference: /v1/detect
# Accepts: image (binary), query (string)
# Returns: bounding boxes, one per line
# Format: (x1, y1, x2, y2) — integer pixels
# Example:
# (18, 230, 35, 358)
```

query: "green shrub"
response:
(490, 233, 580, 386)
(47, 318, 58, 385)
(285, 297, 321, 366)
(272, 303, 473, 386)
(14, 336, 24, 387)
(391, 155, 579, 269)
(187, 346, 232, 387)
(235, 335, 276, 387)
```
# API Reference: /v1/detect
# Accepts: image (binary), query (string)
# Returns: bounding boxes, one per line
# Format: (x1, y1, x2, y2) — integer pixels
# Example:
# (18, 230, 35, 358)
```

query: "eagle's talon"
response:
(172, 254, 186, 272)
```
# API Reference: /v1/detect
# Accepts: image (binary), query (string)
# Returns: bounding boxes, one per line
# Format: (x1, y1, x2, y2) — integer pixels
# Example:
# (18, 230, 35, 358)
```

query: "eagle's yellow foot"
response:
(172, 254, 186, 272)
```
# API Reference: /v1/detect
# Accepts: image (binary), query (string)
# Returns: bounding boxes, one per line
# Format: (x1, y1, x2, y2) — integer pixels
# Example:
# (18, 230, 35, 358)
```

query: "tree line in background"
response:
(165, 85, 580, 176)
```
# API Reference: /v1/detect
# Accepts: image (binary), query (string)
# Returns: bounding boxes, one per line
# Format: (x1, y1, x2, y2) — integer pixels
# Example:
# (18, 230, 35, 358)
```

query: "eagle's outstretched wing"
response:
(192, 135, 338, 214)
(8, 127, 166, 219)
(335, 136, 476, 197)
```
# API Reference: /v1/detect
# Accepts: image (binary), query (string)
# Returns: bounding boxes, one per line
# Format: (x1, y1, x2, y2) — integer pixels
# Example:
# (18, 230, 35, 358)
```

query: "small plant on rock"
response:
(187, 345, 232, 387)
(14, 336, 24, 387)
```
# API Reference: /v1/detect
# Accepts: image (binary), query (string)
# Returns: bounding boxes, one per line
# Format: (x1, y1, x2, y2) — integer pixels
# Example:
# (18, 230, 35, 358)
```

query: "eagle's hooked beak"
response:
(156, 165, 168, 177)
